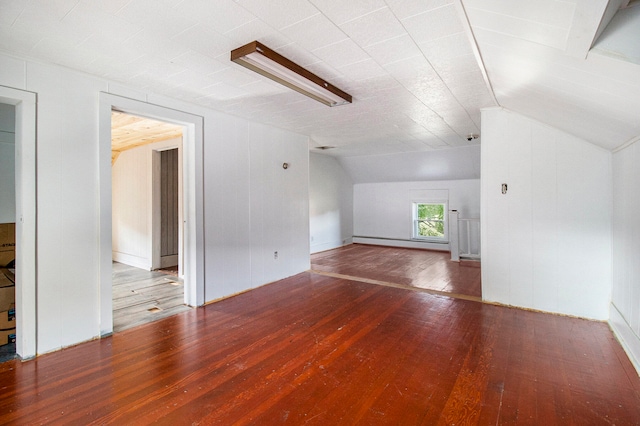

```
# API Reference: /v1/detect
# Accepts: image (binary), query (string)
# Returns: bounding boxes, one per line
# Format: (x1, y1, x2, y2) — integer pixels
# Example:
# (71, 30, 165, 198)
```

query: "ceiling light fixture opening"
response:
(231, 41, 352, 107)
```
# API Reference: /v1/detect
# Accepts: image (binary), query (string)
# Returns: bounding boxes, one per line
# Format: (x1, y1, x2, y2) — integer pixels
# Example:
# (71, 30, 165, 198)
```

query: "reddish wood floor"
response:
(312, 244, 481, 299)
(0, 272, 639, 424)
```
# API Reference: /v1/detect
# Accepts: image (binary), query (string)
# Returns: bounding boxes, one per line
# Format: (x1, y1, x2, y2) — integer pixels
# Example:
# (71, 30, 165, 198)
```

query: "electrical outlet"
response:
(274, 251, 278, 259)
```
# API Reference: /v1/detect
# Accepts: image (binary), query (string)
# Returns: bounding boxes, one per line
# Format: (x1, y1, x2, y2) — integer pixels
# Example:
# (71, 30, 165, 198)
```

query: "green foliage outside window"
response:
(416, 203, 445, 238)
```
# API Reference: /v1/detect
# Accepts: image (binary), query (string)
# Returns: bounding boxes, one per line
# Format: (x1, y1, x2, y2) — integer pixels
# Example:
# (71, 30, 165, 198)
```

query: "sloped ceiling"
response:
(110, 111, 183, 164)
(0, 0, 638, 164)
(466, 0, 640, 151)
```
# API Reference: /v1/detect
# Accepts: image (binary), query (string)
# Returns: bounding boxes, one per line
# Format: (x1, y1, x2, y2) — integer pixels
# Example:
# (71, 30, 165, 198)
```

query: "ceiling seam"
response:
(453, 0, 500, 108)
(382, 1, 481, 142)
(612, 134, 640, 153)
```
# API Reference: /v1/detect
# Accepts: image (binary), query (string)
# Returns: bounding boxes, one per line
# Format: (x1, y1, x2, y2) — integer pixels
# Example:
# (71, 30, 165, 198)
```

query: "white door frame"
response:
(98, 93, 205, 336)
(0, 86, 37, 360)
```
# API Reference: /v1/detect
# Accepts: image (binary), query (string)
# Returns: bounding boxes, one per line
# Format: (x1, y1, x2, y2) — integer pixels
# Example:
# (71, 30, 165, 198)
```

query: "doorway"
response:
(99, 93, 205, 337)
(111, 112, 189, 332)
(159, 148, 180, 271)
(0, 103, 16, 361)
(0, 87, 36, 360)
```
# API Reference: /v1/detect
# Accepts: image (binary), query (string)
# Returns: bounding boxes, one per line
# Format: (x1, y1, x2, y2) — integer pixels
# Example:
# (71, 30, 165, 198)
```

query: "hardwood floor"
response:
(0, 271, 638, 424)
(112, 262, 192, 332)
(312, 244, 481, 299)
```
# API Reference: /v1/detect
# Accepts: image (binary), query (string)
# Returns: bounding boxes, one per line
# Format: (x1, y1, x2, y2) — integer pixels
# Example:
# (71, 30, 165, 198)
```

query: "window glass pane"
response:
(414, 203, 446, 240)
(417, 220, 444, 237)
(417, 203, 444, 220)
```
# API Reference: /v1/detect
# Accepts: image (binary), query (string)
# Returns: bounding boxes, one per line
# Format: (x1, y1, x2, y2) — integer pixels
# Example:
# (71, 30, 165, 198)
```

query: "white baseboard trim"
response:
(160, 255, 179, 268)
(353, 236, 449, 252)
(112, 252, 151, 271)
(609, 303, 640, 377)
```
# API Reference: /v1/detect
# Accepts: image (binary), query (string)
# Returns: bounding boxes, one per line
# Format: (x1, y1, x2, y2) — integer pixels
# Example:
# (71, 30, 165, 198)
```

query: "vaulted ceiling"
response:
(1, 0, 638, 158)
(110, 111, 183, 164)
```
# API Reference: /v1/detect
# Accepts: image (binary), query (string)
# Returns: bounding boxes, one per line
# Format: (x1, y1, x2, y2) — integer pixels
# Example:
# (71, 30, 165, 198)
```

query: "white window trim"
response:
(412, 201, 449, 243)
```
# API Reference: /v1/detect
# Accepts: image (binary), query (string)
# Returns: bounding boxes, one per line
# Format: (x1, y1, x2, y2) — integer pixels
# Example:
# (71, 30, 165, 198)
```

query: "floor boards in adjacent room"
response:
(112, 262, 192, 332)
(311, 244, 481, 299)
(0, 269, 638, 424)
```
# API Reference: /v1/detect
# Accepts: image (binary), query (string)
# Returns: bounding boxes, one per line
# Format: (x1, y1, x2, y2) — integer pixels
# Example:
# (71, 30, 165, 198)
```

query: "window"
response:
(413, 202, 448, 242)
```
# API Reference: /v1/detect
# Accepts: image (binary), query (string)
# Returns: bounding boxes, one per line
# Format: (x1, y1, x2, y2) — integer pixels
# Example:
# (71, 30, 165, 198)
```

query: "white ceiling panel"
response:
(442, 69, 486, 90)
(362, 34, 423, 66)
(171, 24, 235, 59)
(339, 7, 406, 47)
(418, 31, 474, 61)
(309, 0, 386, 25)
(402, 4, 465, 43)
(169, 50, 228, 76)
(466, 0, 576, 29)
(1, 0, 637, 162)
(0, 0, 27, 26)
(280, 13, 347, 51)
(465, 5, 572, 50)
(78, 34, 144, 65)
(382, 55, 439, 82)
(176, 0, 256, 34)
(115, 1, 197, 39)
(496, 84, 632, 146)
(336, 58, 388, 81)
(223, 19, 281, 47)
(81, 0, 148, 15)
(236, 0, 319, 30)
(210, 66, 260, 87)
(386, 0, 453, 21)
(200, 82, 250, 101)
(62, 2, 140, 43)
(123, 31, 186, 62)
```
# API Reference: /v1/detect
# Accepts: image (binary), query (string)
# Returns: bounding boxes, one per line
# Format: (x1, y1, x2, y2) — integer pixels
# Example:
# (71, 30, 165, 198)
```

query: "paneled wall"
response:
(611, 139, 640, 373)
(0, 103, 15, 223)
(201, 115, 310, 301)
(160, 148, 179, 260)
(353, 179, 480, 251)
(309, 152, 354, 253)
(112, 138, 181, 270)
(481, 108, 611, 320)
(0, 52, 310, 354)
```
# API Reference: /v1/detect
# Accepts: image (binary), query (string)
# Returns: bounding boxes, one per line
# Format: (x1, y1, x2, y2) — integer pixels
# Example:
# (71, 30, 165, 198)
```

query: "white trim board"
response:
(609, 303, 640, 377)
(353, 237, 450, 252)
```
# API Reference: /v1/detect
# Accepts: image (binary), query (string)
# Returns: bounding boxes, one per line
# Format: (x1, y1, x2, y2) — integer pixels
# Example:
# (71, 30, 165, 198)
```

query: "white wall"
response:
(481, 108, 612, 320)
(338, 145, 480, 183)
(309, 152, 354, 253)
(353, 179, 480, 251)
(112, 138, 181, 270)
(201, 116, 310, 301)
(610, 138, 640, 374)
(0, 52, 310, 354)
(0, 103, 15, 223)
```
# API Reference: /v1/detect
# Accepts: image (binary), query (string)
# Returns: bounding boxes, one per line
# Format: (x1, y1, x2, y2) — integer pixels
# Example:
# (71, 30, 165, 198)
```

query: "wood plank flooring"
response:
(312, 244, 481, 299)
(0, 271, 639, 424)
(112, 262, 192, 332)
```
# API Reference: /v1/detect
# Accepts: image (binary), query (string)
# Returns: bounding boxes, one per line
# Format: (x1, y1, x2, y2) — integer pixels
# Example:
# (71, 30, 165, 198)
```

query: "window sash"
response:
(413, 202, 448, 241)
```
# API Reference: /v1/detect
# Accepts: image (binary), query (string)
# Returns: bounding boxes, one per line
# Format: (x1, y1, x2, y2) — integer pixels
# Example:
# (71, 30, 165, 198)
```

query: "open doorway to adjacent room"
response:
(110, 111, 192, 332)
(0, 103, 16, 361)
(0, 87, 36, 361)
